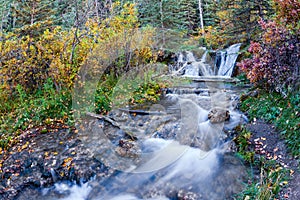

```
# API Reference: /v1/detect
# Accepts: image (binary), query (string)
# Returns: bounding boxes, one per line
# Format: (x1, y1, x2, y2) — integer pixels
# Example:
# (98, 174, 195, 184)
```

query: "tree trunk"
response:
(160, 0, 165, 48)
(198, 0, 204, 34)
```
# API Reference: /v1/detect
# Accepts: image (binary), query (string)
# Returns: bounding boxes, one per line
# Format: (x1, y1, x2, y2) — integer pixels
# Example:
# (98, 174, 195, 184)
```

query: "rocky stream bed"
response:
(0, 91, 299, 200)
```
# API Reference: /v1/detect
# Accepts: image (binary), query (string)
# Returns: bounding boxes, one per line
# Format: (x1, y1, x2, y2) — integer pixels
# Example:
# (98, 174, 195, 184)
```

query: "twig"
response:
(85, 112, 120, 127)
(118, 108, 166, 115)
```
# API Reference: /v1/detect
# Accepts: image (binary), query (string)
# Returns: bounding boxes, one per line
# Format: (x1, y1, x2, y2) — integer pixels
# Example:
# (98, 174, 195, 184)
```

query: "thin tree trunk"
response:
(95, 0, 99, 20)
(160, 0, 165, 48)
(198, 0, 204, 34)
(31, 3, 35, 25)
(0, 6, 4, 34)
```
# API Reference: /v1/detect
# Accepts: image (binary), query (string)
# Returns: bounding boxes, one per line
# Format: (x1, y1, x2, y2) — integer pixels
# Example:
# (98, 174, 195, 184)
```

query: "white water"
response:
(173, 43, 241, 77)
(217, 43, 242, 76)
(39, 89, 247, 200)
(45, 138, 222, 200)
(36, 43, 246, 200)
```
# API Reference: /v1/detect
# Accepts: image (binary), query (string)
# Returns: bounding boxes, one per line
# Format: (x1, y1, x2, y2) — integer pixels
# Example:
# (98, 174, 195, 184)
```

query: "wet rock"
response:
(115, 139, 141, 158)
(177, 190, 199, 200)
(0, 127, 112, 200)
(208, 108, 230, 123)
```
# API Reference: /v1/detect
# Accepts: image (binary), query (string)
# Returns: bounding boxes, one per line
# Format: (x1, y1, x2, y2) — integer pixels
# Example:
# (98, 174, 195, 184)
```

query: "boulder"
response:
(208, 108, 230, 123)
(115, 139, 140, 158)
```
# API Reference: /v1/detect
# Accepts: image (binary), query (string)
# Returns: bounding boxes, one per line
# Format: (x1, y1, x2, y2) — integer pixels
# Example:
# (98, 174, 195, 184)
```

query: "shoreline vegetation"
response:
(0, 0, 299, 199)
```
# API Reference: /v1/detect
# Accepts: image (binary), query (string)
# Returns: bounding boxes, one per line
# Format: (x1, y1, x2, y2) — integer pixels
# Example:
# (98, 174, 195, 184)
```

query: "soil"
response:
(246, 119, 300, 200)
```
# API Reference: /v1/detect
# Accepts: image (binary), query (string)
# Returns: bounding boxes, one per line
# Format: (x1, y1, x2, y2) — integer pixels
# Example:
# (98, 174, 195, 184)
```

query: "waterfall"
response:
(172, 43, 241, 77)
(184, 62, 200, 76)
(215, 51, 226, 75)
(200, 50, 208, 62)
(216, 43, 242, 77)
(186, 51, 196, 62)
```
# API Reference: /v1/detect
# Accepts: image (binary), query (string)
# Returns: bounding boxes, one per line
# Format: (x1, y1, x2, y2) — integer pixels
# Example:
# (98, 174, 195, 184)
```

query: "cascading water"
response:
(216, 43, 242, 76)
(32, 88, 247, 200)
(173, 43, 241, 77)
(16, 44, 248, 200)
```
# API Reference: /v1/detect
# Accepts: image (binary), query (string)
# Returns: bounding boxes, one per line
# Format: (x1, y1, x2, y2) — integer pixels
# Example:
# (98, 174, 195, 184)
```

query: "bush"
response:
(238, 20, 299, 95)
(238, 0, 300, 95)
(0, 79, 72, 148)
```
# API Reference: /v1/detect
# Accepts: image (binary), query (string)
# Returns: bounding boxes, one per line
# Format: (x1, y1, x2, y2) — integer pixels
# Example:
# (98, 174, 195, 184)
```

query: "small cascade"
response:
(216, 43, 242, 77)
(177, 51, 184, 63)
(35, 77, 248, 200)
(198, 62, 213, 76)
(172, 43, 241, 78)
(15, 44, 247, 200)
(184, 62, 200, 76)
(215, 51, 226, 75)
(186, 51, 196, 62)
(200, 50, 208, 63)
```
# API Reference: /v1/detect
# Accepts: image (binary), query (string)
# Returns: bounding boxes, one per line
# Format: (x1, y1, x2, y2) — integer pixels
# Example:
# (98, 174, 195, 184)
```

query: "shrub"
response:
(238, 19, 299, 95)
(238, 0, 300, 95)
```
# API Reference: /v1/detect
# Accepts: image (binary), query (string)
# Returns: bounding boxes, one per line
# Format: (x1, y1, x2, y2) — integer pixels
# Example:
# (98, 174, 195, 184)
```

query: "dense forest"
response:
(0, 0, 299, 199)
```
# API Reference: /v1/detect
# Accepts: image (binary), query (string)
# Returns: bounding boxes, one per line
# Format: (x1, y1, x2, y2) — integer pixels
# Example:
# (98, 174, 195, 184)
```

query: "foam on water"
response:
(41, 137, 228, 200)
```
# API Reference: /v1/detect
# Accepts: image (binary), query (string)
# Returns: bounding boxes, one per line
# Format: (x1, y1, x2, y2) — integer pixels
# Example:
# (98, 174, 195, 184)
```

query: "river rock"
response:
(115, 139, 141, 158)
(208, 108, 230, 123)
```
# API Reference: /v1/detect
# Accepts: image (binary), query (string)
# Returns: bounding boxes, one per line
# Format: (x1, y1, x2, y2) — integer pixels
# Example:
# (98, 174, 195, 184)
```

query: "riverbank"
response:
(240, 119, 299, 199)
(237, 88, 300, 199)
(1, 86, 299, 200)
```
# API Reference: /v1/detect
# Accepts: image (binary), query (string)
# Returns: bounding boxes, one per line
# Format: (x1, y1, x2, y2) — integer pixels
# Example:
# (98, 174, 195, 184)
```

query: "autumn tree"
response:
(238, 0, 300, 95)
(9, 0, 59, 36)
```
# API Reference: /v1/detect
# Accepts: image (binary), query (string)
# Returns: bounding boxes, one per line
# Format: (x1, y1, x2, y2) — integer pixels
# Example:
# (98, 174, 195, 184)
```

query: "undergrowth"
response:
(0, 66, 169, 149)
(0, 79, 72, 148)
(234, 127, 289, 200)
(240, 90, 300, 156)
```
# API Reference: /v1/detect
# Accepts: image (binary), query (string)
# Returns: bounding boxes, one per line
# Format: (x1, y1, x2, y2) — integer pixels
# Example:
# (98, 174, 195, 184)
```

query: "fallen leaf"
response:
(281, 181, 288, 185)
(244, 195, 250, 200)
(62, 157, 73, 167)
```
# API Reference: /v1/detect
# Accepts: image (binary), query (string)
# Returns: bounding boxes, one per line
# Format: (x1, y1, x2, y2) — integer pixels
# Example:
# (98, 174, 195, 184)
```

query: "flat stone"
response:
(208, 108, 230, 123)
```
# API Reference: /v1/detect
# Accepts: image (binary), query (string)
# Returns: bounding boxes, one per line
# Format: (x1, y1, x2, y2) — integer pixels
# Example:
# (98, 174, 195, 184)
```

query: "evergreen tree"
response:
(231, 0, 273, 43)
(0, 0, 13, 33)
(205, 0, 274, 45)
(202, 0, 219, 27)
(137, 0, 199, 32)
(180, 0, 199, 31)
(10, 0, 61, 36)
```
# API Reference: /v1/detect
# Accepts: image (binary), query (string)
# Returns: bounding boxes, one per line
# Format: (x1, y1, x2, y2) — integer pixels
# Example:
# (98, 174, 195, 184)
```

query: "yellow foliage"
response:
(193, 26, 226, 49)
(0, 2, 154, 97)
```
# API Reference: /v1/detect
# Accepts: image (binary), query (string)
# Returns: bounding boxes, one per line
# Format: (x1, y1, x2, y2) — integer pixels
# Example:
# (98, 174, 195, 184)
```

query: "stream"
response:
(14, 44, 250, 200)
